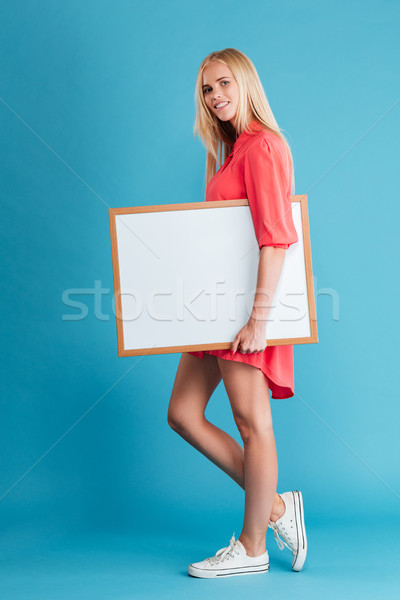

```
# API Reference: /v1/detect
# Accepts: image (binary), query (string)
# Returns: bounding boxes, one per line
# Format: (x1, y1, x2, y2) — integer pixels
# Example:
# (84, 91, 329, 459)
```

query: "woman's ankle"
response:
(238, 533, 267, 557)
(270, 494, 285, 522)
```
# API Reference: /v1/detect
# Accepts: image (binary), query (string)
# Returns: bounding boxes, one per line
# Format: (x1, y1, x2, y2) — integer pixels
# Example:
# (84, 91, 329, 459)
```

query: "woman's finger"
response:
(231, 335, 241, 353)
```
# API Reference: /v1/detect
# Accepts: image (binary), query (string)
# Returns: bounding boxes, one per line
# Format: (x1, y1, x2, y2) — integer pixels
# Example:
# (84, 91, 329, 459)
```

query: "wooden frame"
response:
(109, 195, 318, 357)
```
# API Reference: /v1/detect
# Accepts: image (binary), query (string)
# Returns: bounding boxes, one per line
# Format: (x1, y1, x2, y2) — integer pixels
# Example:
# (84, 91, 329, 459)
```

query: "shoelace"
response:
(207, 533, 240, 565)
(268, 521, 295, 553)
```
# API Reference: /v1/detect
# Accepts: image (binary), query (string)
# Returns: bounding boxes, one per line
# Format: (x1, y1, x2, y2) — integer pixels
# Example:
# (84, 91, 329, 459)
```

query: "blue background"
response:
(1, 0, 399, 598)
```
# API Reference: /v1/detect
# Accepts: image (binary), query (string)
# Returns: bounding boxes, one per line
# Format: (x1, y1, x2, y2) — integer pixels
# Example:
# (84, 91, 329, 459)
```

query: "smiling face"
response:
(202, 60, 240, 130)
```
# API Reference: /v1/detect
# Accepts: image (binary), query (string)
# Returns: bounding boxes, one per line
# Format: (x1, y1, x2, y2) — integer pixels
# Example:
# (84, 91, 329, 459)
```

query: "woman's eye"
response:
(203, 81, 229, 94)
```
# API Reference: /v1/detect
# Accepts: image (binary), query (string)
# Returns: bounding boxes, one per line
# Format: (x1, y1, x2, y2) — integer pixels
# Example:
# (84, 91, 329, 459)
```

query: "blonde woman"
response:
(167, 48, 307, 579)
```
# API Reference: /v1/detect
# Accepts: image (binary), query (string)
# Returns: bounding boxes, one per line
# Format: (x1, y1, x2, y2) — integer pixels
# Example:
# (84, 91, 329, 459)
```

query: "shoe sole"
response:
(188, 562, 270, 579)
(291, 490, 307, 572)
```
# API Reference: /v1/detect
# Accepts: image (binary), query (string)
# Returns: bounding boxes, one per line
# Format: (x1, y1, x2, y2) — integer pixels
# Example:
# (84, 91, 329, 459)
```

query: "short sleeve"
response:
(244, 133, 298, 250)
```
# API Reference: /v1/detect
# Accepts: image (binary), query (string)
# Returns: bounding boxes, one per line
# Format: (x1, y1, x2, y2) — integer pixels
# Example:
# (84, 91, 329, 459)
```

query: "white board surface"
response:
(109, 198, 317, 356)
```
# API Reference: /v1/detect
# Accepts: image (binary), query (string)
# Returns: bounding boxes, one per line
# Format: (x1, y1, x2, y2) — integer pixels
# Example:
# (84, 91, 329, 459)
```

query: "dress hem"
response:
(187, 350, 294, 400)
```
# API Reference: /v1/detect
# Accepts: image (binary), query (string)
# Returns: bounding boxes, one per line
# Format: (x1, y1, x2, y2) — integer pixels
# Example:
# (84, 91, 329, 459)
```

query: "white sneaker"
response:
(188, 533, 270, 579)
(268, 490, 307, 571)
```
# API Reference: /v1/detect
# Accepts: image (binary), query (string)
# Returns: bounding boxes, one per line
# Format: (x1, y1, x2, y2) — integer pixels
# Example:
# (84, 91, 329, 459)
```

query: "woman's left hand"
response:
(230, 317, 268, 354)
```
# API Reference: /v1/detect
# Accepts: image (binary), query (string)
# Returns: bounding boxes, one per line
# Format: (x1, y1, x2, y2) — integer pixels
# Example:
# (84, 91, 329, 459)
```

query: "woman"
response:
(167, 48, 307, 579)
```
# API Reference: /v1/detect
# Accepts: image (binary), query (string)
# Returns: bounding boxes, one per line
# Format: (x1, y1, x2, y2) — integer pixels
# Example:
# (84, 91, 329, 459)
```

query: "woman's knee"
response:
(168, 352, 220, 432)
(167, 397, 205, 433)
(167, 400, 184, 431)
(233, 413, 274, 445)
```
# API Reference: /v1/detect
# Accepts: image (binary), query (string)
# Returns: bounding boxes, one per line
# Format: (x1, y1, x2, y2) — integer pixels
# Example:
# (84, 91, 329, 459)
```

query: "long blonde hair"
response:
(194, 48, 295, 192)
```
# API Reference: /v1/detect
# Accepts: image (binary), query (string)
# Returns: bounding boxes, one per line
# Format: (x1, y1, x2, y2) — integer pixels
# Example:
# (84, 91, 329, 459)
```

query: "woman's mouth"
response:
(214, 101, 229, 110)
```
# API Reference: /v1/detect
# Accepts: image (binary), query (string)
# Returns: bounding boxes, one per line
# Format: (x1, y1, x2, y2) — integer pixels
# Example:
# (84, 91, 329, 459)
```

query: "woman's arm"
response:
(230, 246, 286, 354)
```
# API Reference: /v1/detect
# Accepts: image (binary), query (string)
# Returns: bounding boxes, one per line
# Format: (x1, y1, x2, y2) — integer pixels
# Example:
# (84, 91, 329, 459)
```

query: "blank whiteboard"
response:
(109, 196, 318, 357)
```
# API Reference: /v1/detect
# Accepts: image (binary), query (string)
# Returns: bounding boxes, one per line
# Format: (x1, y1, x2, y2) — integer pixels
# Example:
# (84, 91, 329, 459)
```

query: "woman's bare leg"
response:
(215, 356, 279, 556)
(168, 353, 285, 527)
(167, 352, 242, 479)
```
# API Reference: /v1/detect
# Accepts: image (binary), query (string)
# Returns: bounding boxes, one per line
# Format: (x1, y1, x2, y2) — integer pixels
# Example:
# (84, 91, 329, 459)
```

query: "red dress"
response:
(188, 119, 299, 399)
